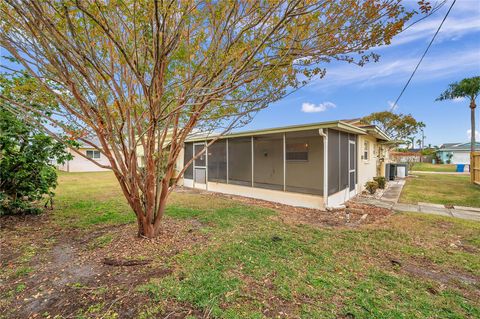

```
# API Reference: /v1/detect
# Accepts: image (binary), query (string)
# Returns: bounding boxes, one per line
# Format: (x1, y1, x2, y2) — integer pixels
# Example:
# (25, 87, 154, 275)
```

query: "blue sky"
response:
(243, 0, 480, 147)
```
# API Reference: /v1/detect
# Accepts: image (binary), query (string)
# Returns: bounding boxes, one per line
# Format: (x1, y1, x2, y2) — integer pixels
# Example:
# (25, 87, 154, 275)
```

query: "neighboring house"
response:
(177, 120, 392, 209)
(58, 139, 110, 172)
(389, 151, 422, 163)
(437, 142, 480, 164)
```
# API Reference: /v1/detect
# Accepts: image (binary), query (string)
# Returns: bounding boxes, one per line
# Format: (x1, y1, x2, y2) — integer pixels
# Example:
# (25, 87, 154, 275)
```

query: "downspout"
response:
(319, 129, 328, 208)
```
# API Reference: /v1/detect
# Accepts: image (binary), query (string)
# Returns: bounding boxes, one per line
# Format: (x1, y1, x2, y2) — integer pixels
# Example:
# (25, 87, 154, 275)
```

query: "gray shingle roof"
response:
(439, 142, 480, 151)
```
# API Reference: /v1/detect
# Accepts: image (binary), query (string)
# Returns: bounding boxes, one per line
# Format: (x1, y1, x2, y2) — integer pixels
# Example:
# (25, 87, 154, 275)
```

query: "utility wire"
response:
(392, 0, 456, 109)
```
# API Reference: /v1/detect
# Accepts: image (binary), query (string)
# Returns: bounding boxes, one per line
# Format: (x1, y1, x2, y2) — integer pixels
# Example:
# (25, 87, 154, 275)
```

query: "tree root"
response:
(103, 258, 152, 266)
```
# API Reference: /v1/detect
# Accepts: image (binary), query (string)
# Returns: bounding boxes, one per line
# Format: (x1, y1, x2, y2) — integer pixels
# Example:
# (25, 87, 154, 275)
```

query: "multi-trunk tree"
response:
(1, 0, 423, 238)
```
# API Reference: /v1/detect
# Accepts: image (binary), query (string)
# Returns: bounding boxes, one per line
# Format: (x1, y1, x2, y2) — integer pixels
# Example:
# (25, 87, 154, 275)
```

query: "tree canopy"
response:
(0, 0, 421, 237)
(361, 111, 425, 142)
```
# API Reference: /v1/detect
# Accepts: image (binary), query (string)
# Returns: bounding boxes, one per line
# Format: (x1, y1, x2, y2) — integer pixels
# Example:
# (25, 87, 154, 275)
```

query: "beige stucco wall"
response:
(357, 135, 379, 192)
(58, 148, 111, 172)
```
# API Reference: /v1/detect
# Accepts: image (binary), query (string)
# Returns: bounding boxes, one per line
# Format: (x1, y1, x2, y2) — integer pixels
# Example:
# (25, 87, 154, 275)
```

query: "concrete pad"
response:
(393, 203, 419, 212)
(375, 202, 395, 209)
(418, 202, 445, 209)
(418, 205, 452, 217)
(453, 206, 480, 212)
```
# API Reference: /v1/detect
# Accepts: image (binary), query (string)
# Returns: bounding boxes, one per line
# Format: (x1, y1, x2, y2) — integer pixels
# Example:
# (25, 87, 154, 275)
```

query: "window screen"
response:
(327, 129, 340, 195)
(328, 129, 356, 195)
(208, 140, 227, 183)
(194, 143, 206, 167)
(349, 141, 356, 171)
(228, 137, 252, 186)
(253, 134, 283, 190)
(183, 142, 193, 179)
(286, 130, 324, 195)
(340, 132, 349, 190)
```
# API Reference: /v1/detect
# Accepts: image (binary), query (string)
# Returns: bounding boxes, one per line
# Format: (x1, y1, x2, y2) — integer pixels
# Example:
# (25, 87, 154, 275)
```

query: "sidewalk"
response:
(355, 179, 480, 222)
(410, 170, 469, 175)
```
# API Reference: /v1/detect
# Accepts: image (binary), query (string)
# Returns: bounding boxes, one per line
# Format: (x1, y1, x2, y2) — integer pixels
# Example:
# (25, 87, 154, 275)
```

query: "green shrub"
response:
(364, 181, 379, 195)
(373, 176, 386, 189)
(0, 106, 71, 215)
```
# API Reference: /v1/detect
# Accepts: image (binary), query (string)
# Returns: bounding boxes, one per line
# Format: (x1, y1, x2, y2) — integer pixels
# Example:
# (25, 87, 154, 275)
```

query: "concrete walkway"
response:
(410, 171, 469, 175)
(355, 179, 480, 222)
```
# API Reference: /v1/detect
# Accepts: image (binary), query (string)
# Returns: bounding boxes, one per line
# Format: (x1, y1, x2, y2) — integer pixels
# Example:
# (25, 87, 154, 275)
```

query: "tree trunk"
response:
(471, 99, 477, 153)
(137, 216, 157, 238)
(134, 197, 168, 239)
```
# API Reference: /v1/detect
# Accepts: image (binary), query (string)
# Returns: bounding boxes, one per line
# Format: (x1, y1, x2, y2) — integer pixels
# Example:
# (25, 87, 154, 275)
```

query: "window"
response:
(363, 141, 369, 160)
(286, 143, 309, 161)
(86, 150, 101, 159)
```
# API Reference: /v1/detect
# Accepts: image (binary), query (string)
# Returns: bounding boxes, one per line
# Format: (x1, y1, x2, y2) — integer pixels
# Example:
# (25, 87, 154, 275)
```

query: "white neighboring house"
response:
(58, 139, 110, 172)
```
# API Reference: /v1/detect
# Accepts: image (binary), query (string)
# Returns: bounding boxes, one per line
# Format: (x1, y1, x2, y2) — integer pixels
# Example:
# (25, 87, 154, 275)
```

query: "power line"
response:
(392, 0, 456, 109)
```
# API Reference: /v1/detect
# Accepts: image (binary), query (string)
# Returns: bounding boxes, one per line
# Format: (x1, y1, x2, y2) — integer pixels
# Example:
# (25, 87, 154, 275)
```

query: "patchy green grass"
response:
(411, 162, 457, 172)
(54, 172, 135, 228)
(137, 211, 480, 318)
(400, 173, 480, 207)
(3, 171, 479, 318)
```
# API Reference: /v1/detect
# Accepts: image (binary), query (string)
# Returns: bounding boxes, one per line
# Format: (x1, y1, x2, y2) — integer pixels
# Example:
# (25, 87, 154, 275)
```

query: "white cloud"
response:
(301, 102, 336, 113)
(310, 47, 480, 89)
(387, 100, 399, 111)
(453, 97, 466, 103)
(467, 129, 480, 141)
(386, 16, 480, 48)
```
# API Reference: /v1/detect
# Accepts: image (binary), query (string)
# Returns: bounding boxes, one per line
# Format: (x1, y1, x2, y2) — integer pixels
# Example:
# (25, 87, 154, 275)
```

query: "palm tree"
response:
(437, 76, 480, 153)
(416, 139, 422, 149)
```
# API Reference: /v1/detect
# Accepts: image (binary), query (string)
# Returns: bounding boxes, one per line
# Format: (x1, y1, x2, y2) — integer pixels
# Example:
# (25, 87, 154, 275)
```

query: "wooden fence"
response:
(472, 152, 480, 185)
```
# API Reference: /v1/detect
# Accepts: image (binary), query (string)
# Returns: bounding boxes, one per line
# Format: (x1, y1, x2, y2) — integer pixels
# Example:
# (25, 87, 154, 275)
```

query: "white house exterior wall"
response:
(357, 135, 379, 192)
(58, 148, 111, 172)
(451, 151, 470, 165)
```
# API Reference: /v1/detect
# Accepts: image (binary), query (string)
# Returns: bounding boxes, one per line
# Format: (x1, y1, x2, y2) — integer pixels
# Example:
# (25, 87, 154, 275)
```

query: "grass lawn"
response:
(1, 172, 479, 318)
(411, 162, 457, 172)
(400, 173, 480, 207)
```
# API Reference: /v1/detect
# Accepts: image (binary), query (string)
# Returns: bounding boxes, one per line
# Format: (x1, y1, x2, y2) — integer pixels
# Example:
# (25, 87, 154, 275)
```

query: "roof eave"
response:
(185, 120, 367, 142)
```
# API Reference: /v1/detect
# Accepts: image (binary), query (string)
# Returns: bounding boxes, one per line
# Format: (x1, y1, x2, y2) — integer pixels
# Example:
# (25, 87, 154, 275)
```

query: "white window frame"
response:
(86, 150, 101, 159)
(363, 141, 370, 161)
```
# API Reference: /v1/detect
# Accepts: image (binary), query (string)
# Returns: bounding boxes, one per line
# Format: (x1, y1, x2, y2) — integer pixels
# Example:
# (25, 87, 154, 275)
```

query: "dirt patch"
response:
(182, 188, 393, 228)
(0, 214, 208, 318)
(388, 257, 480, 300)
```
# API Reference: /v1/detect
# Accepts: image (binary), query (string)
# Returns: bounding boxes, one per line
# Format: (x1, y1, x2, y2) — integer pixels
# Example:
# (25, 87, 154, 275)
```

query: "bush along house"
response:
(176, 120, 392, 209)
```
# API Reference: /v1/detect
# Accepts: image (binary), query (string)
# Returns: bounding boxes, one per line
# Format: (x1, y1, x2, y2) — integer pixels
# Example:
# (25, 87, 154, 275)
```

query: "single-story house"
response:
(177, 120, 392, 209)
(437, 142, 480, 164)
(58, 139, 110, 172)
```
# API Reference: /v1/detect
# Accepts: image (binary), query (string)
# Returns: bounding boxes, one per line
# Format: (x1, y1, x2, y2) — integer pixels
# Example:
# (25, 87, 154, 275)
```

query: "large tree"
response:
(361, 111, 425, 142)
(0, 0, 421, 238)
(437, 76, 480, 153)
